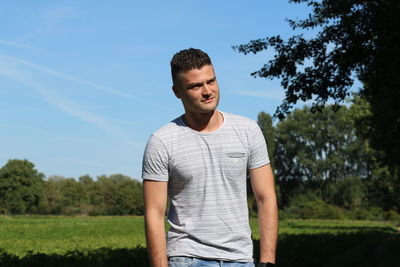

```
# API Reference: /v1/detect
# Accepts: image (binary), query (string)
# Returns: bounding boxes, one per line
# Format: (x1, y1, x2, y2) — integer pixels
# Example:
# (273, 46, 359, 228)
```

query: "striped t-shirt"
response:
(142, 111, 270, 262)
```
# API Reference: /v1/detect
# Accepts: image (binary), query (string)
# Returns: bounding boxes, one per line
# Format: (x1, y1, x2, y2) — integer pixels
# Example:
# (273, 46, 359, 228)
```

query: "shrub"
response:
(282, 192, 345, 219)
(346, 207, 386, 220)
(385, 210, 400, 222)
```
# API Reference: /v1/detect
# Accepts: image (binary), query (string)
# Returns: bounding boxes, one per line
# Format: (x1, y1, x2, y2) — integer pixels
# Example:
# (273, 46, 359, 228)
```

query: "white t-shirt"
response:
(142, 111, 270, 262)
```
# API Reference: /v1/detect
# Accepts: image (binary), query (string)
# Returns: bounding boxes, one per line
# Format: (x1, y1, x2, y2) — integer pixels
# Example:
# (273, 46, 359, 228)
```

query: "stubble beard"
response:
(201, 95, 219, 113)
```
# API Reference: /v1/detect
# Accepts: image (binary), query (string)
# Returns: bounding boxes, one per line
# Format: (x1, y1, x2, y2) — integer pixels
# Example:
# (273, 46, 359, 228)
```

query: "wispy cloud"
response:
(0, 55, 126, 137)
(0, 40, 34, 49)
(37, 87, 126, 137)
(1, 54, 157, 107)
(233, 89, 285, 101)
(0, 40, 41, 51)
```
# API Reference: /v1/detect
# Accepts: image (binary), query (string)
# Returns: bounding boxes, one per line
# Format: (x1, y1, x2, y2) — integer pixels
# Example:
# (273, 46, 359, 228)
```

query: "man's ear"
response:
(172, 85, 181, 99)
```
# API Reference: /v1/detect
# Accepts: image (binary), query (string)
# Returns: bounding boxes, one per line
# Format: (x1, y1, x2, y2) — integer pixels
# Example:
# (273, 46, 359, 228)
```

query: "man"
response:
(142, 48, 278, 267)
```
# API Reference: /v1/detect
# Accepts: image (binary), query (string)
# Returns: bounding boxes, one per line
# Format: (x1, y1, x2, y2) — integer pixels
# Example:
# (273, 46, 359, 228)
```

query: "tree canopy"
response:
(0, 159, 44, 214)
(234, 0, 400, 168)
(256, 98, 400, 215)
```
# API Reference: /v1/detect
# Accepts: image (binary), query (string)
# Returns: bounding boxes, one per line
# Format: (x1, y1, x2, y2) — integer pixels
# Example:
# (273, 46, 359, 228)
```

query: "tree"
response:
(348, 95, 400, 212)
(96, 174, 143, 215)
(234, 0, 400, 169)
(79, 175, 93, 185)
(257, 112, 276, 167)
(270, 103, 372, 207)
(0, 159, 44, 214)
(327, 175, 367, 209)
(275, 105, 366, 179)
(41, 176, 64, 214)
(257, 98, 400, 212)
(368, 167, 400, 212)
(58, 178, 87, 214)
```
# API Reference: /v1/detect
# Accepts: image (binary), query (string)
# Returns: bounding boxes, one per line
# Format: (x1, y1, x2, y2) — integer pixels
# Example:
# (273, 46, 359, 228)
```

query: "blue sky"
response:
(1, 1, 314, 179)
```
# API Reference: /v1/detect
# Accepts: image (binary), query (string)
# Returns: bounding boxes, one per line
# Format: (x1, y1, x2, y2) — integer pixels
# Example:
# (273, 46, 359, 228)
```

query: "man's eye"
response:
(189, 85, 201, 89)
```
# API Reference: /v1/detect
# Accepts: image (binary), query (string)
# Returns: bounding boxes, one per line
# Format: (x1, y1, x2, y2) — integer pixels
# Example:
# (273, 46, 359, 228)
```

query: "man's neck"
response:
(183, 110, 223, 133)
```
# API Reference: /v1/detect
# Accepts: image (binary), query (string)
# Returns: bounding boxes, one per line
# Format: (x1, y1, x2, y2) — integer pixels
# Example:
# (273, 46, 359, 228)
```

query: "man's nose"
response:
(202, 84, 212, 95)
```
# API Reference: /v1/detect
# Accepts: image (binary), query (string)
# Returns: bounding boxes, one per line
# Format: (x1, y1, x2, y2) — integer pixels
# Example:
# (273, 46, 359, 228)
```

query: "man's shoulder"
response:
(222, 111, 258, 129)
(151, 115, 185, 139)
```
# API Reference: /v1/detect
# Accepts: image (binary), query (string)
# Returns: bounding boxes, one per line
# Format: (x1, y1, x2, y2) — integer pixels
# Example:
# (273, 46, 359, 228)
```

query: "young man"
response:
(142, 48, 278, 267)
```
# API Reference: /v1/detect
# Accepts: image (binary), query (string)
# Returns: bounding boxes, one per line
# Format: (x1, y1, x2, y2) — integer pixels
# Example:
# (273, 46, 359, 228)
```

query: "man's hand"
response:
(249, 164, 278, 264)
(143, 180, 168, 267)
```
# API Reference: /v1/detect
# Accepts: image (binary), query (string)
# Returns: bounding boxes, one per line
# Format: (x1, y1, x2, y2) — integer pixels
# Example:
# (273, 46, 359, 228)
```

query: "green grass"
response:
(0, 216, 398, 266)
(0, 216, 146, 257)
(277, 219, 398, 235)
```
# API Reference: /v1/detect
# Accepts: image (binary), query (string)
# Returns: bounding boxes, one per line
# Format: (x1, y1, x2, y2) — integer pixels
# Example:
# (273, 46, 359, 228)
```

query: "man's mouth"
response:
(202, 97, 214, 103)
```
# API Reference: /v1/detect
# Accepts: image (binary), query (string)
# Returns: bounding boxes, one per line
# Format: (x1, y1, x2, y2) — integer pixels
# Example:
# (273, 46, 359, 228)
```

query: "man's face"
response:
(173, 64, 220, 115)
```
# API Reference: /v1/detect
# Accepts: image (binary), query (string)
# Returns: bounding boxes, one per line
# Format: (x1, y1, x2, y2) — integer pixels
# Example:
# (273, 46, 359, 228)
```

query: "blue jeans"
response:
(168, 256, 255, 267)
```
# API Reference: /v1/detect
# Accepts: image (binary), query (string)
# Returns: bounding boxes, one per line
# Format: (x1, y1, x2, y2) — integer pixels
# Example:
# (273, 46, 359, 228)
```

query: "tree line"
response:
(0, 162, 143, 216)
(253, 95, 400, 220)
(1, 96, 399, 220)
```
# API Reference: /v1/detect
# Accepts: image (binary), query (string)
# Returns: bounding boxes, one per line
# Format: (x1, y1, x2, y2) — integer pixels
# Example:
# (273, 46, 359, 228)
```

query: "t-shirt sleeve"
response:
(142, 134, 169, 181)
(248, 123, 270, 170)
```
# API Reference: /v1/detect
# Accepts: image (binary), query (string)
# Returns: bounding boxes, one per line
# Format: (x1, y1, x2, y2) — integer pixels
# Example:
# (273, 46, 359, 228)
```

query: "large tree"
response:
(234, 0, 400, 168)
(257, 98, 400, 212)
(271, 104, 370, 207)
(0, 159, 44, 214)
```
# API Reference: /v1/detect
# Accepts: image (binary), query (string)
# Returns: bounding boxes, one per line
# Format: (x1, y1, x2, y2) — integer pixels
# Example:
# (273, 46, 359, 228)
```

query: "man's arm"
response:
(249, 164, 278, 264)
(143, 180, 168, 267)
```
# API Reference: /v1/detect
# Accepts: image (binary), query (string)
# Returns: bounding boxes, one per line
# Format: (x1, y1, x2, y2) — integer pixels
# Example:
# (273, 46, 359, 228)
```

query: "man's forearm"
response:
(145, 216, 168, 267)
(257, 198, 278, 263)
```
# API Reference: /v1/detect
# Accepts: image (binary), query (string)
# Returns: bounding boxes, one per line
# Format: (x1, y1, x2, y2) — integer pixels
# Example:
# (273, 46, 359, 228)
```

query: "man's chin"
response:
(200, 105, 218, 113)
(201, 100, 219, 112)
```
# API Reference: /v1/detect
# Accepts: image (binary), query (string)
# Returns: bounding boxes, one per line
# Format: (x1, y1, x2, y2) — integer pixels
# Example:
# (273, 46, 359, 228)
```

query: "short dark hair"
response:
(170, 48, 212, 85)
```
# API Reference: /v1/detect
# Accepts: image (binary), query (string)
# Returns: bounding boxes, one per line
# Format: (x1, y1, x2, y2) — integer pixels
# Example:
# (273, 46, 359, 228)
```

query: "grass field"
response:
(0, 216, 146, 257)
(0, 216, 399, 266)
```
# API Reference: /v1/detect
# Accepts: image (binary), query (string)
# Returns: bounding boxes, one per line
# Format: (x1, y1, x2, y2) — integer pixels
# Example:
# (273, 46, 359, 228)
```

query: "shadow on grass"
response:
(1, 230, 399, 267)
(254, 230, 399, 267)
(0, 247, 149, 267)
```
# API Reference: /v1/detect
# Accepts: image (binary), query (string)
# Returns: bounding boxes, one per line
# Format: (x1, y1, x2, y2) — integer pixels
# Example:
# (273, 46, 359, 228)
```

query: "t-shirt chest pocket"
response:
(223, 151, 247, 178)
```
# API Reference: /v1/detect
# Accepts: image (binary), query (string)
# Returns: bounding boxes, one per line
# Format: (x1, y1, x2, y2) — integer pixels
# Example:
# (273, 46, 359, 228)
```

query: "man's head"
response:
(170, 48, 219, 115)
(170, 48, 212, 86)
